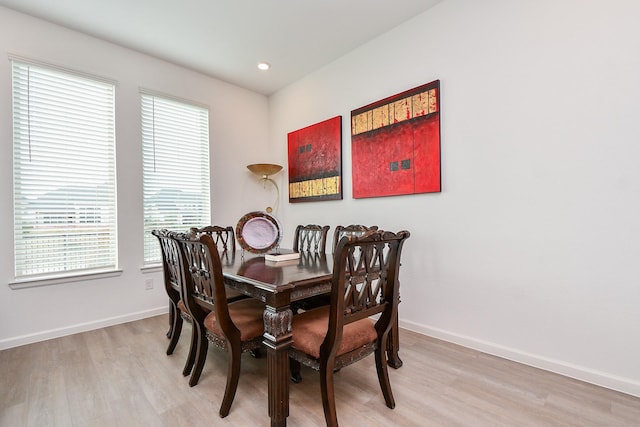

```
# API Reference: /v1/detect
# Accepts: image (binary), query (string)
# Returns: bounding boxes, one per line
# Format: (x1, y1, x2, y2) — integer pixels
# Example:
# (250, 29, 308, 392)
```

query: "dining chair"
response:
(173, 231, 266, 417)
(293, 224, 330, 253)
(153, 226, 250, 369)
(289, 229, 410, 427)
(151, 229, 199, 376)
(152, 229, 188, 355)
(332, 224, 378, 253)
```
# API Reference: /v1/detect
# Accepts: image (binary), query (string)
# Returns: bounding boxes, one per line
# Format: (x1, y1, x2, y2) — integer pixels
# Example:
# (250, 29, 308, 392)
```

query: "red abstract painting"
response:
(288, 116, 342, 202)
(350, 80, 441, 198)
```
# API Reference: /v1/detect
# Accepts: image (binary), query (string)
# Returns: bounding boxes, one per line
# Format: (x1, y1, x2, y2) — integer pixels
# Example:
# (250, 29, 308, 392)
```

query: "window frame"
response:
(10, 59, 119, 288)
(141, 90, 211, 266)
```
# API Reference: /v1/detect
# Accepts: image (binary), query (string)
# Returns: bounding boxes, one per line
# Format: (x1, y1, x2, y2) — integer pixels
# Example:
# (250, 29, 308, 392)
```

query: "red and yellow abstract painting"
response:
(350, 80, 441, 198)
(288, 116, 342, 202)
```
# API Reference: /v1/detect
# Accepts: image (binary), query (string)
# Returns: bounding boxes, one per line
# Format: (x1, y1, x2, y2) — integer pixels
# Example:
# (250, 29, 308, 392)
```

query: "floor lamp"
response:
(246, 163, 283, 214)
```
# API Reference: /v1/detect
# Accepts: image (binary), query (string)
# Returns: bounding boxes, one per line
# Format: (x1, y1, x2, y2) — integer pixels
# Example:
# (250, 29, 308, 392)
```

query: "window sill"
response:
(141, 264, 162, 273)
(9, 269, 123, 290)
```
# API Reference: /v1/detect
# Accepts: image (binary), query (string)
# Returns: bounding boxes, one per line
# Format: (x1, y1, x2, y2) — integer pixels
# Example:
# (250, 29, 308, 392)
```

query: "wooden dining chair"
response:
(153, 226, 249, 370)
(289, 229, 410, 427)
(151, 229, 190, 356)
(332, 224, 378, 253)
(293, 224, 330, 253)
(173, 231, 266, 417)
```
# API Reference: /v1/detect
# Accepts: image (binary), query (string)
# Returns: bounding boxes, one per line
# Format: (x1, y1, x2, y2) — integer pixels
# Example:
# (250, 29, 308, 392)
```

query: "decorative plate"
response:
(236, 211, 282, 253)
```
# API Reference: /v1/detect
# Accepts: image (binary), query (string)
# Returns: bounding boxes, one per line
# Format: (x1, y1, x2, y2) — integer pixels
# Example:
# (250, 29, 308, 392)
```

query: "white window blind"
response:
(12, 60, 117, 280)
(142, 93, 211, 264)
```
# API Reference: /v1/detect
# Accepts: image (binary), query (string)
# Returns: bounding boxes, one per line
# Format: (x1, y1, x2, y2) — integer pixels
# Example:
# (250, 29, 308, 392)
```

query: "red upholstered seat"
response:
(204, 298, 265, 341)
(292, 306, 377, 359)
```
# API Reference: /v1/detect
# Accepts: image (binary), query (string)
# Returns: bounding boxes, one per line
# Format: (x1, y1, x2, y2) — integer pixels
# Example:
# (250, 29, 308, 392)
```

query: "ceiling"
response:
(0, 0, 443, 95)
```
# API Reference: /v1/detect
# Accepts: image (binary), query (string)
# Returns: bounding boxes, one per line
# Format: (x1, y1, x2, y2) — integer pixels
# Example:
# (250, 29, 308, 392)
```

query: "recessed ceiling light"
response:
(257, 62, 271, 71)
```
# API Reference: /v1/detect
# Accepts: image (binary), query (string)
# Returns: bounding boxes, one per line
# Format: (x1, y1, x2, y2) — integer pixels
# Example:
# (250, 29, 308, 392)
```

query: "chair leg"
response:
(183, 320, 198, 376)
(166, 307, 183, 355)
(219, 342, 242, 417)
(386, 303, 403, 368)
(167, 302, 176, 338)
(374, 340, 395, 409)
(290, 358, 302, 383)
(319, 358, 338, 427)
(188, 324, 208, 387)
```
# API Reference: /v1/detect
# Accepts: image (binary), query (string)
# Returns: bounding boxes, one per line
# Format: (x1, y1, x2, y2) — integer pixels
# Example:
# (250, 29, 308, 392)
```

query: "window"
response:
(12, 60, 117, 280)
(141, 92, 211, 265)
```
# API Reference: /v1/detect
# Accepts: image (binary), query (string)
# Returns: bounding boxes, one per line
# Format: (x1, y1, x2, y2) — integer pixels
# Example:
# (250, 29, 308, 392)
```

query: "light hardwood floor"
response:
(2, 315, 639, 426)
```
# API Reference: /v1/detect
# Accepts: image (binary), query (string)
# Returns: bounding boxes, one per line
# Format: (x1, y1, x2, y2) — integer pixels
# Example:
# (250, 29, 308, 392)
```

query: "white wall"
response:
(269, 0, 640, 396)
(0, 7, 271, 347)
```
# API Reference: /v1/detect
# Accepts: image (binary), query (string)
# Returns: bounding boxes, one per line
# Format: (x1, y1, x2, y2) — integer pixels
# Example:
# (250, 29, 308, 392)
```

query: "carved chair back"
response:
(328, 229, 409, 355)
(192, 225, 236, 253)
(293, 224, 330, 253)
(332, 224, 378, 252)
(152, 229, 183, 296)
(173, 232, 238, 341)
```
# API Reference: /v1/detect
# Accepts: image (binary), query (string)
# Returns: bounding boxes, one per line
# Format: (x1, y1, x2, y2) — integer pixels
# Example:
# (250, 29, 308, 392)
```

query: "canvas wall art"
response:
(350, 80, 441, 198)
(288, 116, 342, 203)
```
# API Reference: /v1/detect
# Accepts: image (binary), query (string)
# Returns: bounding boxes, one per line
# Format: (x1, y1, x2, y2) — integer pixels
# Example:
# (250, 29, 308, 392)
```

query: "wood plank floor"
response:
(2, 314, 639, 426)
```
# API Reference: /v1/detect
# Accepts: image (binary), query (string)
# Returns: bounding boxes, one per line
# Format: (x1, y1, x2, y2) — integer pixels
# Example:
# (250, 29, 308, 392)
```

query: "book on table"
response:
(265, 258, 300, 267)
(264, 248, 300, 262)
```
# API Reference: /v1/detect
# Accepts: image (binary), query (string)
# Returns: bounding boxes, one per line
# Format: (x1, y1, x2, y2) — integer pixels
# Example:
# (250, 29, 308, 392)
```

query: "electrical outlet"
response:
(145, 278, 154, 290)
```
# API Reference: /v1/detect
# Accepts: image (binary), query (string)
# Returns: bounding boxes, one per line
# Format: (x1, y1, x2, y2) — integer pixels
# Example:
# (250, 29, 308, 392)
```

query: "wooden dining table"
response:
(220, 249, 402, 426)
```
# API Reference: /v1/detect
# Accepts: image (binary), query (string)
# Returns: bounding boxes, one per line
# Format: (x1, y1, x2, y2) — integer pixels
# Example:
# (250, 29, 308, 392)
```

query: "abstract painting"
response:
(350, 80, 441, 198)
(288, 116, 342, 203)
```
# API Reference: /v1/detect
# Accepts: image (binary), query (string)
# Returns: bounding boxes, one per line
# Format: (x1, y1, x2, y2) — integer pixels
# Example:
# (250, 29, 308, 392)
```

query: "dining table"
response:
(220, 249, 402, 426)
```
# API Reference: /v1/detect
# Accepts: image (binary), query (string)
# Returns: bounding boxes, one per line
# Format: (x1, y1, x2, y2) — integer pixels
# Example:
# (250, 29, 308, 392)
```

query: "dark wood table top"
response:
(220, 250, 333, 306)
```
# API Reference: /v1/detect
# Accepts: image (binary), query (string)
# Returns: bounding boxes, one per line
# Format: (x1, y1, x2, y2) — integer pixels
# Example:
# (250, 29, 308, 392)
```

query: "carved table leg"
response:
(263, 305, 293, 427)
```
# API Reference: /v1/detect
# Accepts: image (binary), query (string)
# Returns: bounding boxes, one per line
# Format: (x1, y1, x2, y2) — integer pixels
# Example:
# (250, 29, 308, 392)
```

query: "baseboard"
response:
(0, 306, 168, 350)
(399, 318, 640, 398)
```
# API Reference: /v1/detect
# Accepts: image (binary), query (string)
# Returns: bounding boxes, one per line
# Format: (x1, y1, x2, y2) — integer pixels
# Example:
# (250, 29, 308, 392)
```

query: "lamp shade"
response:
(247, 163, 283, 177)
